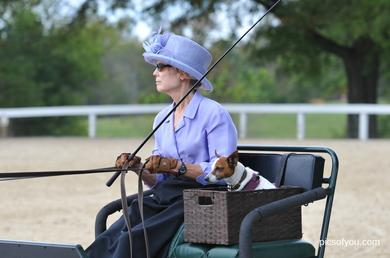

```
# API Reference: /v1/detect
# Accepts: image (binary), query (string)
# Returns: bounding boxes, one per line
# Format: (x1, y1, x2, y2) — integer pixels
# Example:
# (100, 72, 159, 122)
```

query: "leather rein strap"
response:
(120, 163, 134, 258)
(137, 163, 150, 258)
(120, 161, 150, 258)
(0, 167, 127, 181)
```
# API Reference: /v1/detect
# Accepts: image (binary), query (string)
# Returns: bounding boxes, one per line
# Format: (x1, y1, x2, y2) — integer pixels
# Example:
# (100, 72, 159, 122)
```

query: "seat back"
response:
(238, 152, 325, 190)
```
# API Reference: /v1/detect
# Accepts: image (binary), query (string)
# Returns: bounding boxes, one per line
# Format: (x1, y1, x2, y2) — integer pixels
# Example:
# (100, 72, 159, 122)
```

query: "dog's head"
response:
(205, 150, 239, 183)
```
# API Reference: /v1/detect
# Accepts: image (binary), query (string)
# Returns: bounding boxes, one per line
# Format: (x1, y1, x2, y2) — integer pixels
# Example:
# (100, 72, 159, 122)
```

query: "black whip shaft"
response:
(106, 0, 282, 187)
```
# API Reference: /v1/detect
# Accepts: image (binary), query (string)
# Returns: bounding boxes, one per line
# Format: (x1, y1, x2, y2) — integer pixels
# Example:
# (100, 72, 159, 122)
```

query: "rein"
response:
(0, 167, 126, 181)
(119, 161, 151, 258)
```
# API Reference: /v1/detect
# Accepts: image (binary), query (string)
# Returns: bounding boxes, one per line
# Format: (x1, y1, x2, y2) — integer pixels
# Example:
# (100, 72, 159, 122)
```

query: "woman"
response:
(86, 31, 237, 258)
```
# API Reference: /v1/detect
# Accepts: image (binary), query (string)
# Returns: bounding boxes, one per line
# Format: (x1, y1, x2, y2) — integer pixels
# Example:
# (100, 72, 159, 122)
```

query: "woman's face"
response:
(153, 63, 182, 94)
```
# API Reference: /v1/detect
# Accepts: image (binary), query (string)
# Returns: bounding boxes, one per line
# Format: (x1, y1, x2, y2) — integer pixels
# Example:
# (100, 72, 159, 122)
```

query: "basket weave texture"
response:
(183, 187, 303, 245)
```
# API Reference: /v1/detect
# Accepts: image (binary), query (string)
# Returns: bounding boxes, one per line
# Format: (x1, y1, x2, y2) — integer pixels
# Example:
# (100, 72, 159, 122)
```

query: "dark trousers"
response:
(86, 176, 205, 258)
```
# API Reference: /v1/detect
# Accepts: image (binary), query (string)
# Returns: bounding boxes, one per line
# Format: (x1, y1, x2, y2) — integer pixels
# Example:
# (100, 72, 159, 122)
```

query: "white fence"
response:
(1, 104, 390, 140)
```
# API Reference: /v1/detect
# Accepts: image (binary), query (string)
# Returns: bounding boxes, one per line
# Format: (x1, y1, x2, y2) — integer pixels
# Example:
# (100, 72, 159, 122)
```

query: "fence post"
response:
(239, 112, 247, 139)
(297, 112, 306, 140)
(0, 116, 9, 137)
(88, 114, 97, 138)
(359, 113, 369, 140)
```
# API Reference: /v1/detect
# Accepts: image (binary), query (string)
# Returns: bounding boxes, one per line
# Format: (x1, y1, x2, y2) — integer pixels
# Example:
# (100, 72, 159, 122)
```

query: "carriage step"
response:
(0, 239, 88, 258)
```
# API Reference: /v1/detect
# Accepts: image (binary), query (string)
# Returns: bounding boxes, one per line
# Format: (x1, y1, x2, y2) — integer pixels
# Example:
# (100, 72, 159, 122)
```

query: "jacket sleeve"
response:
(196, 108, 238, 185)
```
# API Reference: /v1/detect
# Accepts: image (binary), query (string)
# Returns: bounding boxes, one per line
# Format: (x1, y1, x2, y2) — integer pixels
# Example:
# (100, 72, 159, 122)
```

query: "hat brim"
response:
(143, 53, 213, 92)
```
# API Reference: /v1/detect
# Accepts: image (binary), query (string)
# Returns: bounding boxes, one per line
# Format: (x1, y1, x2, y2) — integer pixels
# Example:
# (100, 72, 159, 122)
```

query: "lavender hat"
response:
(143, 32, 213, 91)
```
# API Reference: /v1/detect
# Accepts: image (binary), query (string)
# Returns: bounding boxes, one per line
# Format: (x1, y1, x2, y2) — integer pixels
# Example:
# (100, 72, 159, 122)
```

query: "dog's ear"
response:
(214, 150, 221, 158)
(227, 150, 239, 169)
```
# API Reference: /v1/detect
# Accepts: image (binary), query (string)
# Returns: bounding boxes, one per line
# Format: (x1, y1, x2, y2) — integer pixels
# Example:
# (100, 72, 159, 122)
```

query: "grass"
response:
(96, 115, 155, 137)
(94, 113, 347, 139)
(306, 114, 346, 138)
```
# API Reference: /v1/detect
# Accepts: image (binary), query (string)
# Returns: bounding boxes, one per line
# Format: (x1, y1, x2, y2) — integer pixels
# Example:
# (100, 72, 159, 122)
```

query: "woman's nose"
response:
(153, 68, 158, 76)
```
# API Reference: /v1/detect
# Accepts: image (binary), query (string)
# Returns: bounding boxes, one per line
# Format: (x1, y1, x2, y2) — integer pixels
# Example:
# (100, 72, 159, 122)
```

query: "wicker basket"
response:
(183, 187, 303, 245)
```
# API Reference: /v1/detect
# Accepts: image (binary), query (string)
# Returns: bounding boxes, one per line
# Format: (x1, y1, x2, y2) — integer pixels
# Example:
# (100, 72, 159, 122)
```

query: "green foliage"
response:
(0, 8, 46, 107)
(272, 55, 347, 102)
(212, 66, 280, 103)
(0, 5, 108, 135)
(378, 116, 390, 138)
(206, 40, 282, 103)
(250, 0, 389, 102)
(9, 117, 87, 136)
(89, 36, 157, 104)
(138, 89, 171, 104)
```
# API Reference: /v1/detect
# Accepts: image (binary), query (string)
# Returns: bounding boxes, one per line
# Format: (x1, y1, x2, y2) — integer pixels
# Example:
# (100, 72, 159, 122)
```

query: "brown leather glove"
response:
(115, 153, 141, 169)
(145, 155, 178, 174)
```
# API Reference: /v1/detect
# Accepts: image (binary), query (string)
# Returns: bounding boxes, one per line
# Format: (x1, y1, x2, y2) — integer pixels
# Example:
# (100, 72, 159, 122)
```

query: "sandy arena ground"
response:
(0, 138, 388, 257)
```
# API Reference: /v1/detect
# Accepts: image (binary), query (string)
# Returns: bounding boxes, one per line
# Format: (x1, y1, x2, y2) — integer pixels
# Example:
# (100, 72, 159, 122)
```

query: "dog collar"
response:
(241, 174, 260, 191)
(228, 168, 248, 191)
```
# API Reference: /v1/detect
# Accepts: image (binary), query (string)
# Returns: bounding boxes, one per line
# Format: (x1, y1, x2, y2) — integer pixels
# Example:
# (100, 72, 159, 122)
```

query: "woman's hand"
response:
(115, 153, 142, 169)
(145, 155, 179, 174)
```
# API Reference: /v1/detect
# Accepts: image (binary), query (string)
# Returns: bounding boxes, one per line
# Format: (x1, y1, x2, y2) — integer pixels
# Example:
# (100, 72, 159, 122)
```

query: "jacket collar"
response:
(180, 90, 202, 120)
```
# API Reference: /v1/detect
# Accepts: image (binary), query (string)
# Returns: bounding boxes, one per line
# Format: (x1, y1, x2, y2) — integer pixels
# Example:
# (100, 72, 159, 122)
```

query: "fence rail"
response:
(1, 104, 390, 140)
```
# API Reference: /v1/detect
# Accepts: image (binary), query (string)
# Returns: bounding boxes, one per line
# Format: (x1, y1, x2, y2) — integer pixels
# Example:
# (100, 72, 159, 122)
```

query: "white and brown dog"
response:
(205, 150, 276, 191)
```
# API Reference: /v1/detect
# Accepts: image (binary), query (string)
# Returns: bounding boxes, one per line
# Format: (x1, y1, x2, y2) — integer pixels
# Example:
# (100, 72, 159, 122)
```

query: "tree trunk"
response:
(342, 37, 379, 138)
(307, 31, 380, 138)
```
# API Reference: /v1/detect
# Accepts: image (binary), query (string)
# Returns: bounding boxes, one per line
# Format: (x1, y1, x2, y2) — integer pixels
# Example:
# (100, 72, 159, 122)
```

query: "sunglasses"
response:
(155, 63, 172, 71)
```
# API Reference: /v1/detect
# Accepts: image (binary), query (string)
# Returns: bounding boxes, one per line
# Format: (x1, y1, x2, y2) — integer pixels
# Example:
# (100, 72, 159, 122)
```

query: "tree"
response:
(0, 2, 109, 135)
(253, 0, 390, 137)
(90, 37, 157, 105)
(76, 0, 390, 138)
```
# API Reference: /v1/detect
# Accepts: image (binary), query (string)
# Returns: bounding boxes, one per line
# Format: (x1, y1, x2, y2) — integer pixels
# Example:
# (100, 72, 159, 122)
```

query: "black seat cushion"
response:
(238, 153, 324, 190)
(238, 153, 283, 183)
(283, 154, 324, 190)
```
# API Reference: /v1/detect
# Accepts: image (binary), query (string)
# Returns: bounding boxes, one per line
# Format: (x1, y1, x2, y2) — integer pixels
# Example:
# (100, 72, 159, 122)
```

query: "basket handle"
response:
(198, 196, 214, 206)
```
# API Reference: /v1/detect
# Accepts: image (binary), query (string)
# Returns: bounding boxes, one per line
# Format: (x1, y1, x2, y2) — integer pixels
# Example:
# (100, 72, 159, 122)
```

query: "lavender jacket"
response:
(152, 91, 238, 185)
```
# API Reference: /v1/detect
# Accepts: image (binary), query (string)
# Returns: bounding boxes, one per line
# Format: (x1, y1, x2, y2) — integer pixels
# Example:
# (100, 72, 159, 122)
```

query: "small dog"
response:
(205, 150, 276, 191)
